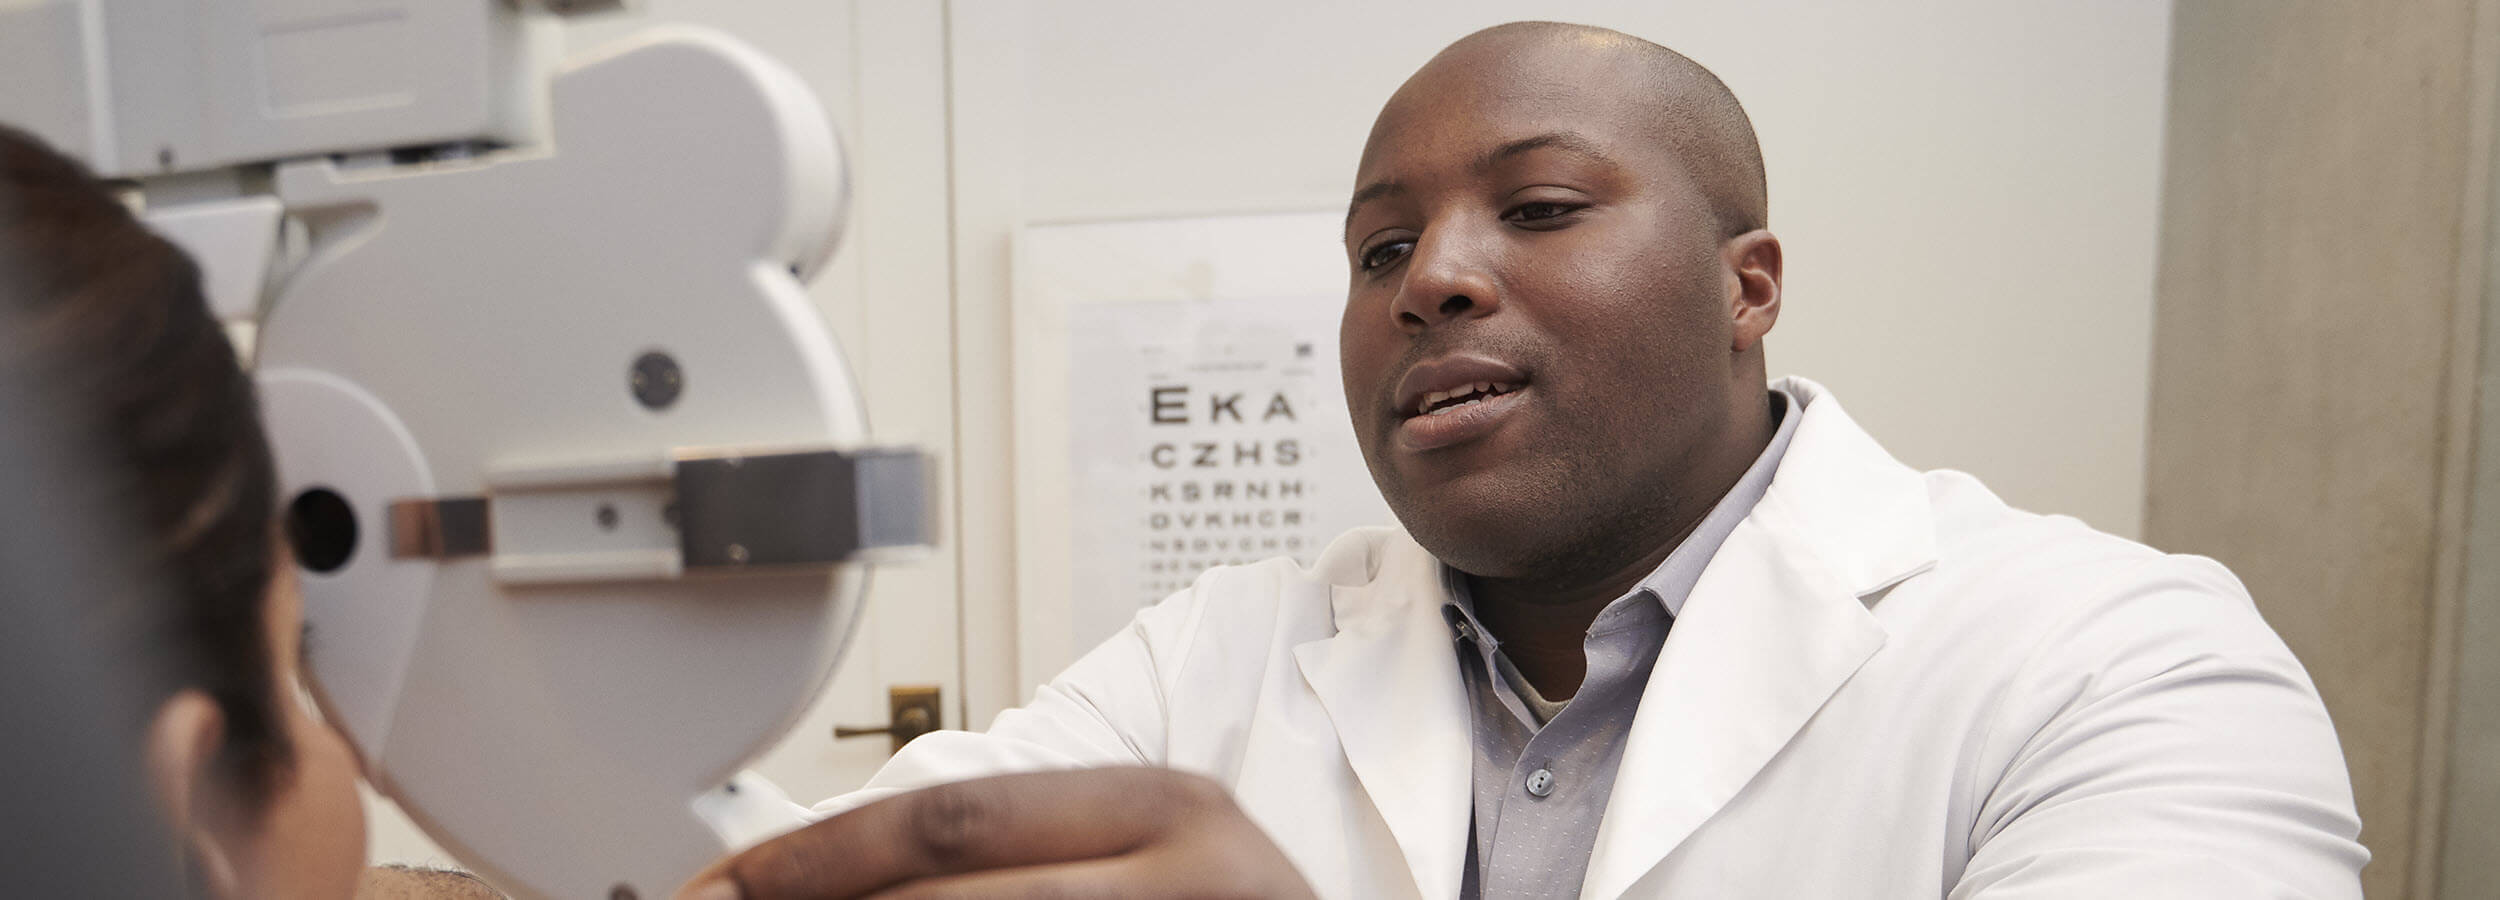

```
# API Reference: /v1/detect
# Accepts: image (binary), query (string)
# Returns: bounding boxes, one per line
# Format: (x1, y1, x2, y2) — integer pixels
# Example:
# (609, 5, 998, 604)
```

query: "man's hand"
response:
(674, 767, 1318, 900)
(355, 865, 508, 899)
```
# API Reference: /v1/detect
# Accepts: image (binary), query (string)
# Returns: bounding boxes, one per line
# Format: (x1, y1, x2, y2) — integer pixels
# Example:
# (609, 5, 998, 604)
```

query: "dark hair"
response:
(0, 125, 290, 806)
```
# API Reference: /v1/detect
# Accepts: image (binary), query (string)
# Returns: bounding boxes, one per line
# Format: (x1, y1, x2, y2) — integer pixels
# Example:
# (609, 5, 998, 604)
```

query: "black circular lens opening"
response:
(630, 350, 683, 410)
(286, 487, 358, 574)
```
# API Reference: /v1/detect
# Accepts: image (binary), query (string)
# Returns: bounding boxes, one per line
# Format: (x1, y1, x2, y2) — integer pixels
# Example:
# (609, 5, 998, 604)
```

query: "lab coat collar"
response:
(1293, 537, 1473, 900)
(1745, 376, 1939, 597)
(1292, 377, 1931, 900)
(1580, 376, 1929, 898)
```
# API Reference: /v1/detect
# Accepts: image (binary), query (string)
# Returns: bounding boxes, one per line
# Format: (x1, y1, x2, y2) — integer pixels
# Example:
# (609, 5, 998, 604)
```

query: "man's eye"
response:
(1359, 240, 1413, 272)
(1504, 202, 1580, 223)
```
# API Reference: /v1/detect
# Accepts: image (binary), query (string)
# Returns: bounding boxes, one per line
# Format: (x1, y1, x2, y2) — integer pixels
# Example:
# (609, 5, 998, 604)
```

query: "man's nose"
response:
(1389, 228, 1503, 332)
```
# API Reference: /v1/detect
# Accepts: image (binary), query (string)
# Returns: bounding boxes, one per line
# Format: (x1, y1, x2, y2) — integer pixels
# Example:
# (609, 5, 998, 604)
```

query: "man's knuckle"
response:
(907, 782, 989, 868)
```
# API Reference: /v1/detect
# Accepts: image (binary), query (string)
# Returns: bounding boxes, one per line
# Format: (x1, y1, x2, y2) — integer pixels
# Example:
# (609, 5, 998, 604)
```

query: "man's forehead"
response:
(1357, 47, 1663, 178)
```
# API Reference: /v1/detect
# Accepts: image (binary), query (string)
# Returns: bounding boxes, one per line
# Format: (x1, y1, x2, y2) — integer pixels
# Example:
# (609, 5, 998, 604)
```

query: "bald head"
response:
(1371, 21, 1768, 237)
(1341, 20, 1789, 588)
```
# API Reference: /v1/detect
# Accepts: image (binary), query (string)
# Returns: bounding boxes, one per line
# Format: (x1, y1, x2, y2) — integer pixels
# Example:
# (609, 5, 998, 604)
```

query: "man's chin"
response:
(1389, 499, 1565, 580)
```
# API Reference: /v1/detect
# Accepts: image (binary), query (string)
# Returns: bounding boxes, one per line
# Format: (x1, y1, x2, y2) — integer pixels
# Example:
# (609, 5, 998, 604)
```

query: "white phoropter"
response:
(0, 3, 923, 898)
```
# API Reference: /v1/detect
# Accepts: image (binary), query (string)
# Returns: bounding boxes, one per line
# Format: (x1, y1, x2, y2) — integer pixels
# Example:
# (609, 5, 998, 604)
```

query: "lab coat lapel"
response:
(1581, 378, 1935, 899)
(1292, 539, 1471, 900)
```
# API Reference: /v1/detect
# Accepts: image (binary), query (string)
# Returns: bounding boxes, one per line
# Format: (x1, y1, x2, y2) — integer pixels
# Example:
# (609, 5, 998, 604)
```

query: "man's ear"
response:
(1723, 230, 1782, 353)
(147, 690, 244, 899)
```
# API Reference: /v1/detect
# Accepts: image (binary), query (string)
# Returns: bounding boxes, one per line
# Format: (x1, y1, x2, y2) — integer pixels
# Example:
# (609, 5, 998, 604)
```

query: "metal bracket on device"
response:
(513, 0, 635, 16)
(675, 446, 930, 570)
(391, 446, 932, 584)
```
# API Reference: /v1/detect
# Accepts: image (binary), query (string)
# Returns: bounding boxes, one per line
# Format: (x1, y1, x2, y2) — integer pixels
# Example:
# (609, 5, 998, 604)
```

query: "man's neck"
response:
(1462, 387, 1780, 699)
(1463, 516, 1702, 700)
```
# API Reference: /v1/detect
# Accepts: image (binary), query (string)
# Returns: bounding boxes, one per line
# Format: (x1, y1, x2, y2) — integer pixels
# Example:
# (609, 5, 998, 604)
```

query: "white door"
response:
(363, 0, 965, 868)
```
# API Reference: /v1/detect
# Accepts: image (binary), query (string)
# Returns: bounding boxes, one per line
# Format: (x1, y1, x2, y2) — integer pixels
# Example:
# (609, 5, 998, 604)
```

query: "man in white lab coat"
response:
(680, 21, 2367, 900)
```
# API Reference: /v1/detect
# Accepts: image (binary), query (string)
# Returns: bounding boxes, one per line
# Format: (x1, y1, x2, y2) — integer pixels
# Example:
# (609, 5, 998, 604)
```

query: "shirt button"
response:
(1526, 767, 1556, 798)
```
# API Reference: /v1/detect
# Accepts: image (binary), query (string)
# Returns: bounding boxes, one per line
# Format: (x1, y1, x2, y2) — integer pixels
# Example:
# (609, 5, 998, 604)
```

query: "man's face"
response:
(1340, 46, 1742, 578)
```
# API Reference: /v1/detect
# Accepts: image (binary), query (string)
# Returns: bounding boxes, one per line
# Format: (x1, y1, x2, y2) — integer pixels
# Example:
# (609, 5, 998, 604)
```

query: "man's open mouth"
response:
(1413, 381, 1524, 417)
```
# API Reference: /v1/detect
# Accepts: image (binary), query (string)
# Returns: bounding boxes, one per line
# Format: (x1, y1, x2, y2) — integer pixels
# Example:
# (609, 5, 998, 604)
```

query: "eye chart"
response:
(1015, 213, 1395, 686)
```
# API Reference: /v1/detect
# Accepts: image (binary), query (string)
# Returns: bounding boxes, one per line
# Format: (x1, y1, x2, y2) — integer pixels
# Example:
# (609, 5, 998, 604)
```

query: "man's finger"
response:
(678, 767, 1210, 900)
(861, 856, 1145, 900)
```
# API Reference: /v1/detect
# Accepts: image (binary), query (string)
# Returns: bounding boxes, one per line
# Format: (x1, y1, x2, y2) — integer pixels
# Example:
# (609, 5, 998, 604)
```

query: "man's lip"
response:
(1392, 354, 1531, 419)
(1399, 387, 1527, 451)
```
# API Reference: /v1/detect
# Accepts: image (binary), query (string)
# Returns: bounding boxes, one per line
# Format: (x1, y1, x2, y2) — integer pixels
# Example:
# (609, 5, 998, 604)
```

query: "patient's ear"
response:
(147, 690, 244, 899)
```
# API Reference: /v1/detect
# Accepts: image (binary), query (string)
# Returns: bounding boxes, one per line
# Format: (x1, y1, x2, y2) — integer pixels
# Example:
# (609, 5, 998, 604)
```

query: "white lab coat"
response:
(820, 377, 2368, 898)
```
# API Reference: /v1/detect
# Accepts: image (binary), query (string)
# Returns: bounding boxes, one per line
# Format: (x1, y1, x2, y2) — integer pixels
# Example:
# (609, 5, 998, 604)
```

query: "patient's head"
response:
(0, 125, 365, 900)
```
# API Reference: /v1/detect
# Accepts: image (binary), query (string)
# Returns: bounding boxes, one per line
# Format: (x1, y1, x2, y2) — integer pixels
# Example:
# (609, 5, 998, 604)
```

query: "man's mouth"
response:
(1391, 354, 1533, 451)
(1412, 381, 1524, 417)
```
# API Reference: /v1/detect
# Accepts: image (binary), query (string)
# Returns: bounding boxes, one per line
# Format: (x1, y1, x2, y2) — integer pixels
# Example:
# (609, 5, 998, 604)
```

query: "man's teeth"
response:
(1415, 382, 1520, 416)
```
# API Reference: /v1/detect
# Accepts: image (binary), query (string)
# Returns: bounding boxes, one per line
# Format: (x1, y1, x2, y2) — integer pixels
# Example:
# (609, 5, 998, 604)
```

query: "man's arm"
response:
(807, 576, 1207, 818)
(1952, 556, 2369, 899)
(677, 566, 1320, 900)
(681, 769, 1315, 900)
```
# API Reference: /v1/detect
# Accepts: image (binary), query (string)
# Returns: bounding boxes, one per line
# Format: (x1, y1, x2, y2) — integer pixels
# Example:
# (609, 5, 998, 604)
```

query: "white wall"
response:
(947, 0, 2176, 714)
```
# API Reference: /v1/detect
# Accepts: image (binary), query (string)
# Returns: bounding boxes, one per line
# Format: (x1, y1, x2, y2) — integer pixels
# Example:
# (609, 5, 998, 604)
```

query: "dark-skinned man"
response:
(680, 21, 2366, 900)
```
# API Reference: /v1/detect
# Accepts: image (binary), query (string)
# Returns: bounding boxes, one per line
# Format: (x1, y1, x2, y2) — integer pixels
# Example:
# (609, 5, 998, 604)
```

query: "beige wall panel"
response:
(2149, 4, 2480, 896)
(2443, 253, 2500, 895)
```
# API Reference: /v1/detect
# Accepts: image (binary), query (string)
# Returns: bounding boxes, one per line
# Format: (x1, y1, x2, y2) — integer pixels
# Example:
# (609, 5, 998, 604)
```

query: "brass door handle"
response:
(833, 685, 941, 754)
(833, 707, 930, 739)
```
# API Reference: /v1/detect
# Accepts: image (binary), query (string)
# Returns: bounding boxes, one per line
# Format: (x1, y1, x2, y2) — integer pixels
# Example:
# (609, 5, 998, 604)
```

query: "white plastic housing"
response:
(256, 28, 860, 900)
(0, 0, 549, 177)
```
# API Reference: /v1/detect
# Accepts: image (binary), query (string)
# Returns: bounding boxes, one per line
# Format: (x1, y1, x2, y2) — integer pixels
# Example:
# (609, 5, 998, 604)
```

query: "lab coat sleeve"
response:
(807, 574, 1213, 819)
(1949, 555, 2370, 900)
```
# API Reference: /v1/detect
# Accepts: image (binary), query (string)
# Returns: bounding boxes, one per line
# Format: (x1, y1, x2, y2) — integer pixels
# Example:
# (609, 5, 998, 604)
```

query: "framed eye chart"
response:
(1011, 212, 1397, 689)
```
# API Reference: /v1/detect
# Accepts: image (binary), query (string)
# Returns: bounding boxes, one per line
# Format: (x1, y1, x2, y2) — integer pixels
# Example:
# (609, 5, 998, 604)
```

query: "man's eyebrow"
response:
(1477, 131, 1614, 172)
(1344, 180, 1405, 238)
(1343, 132, 1615, 238)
